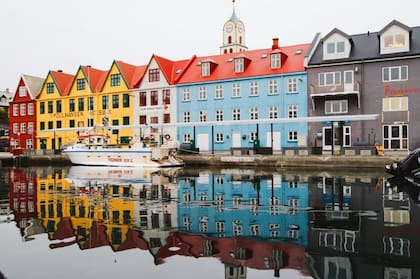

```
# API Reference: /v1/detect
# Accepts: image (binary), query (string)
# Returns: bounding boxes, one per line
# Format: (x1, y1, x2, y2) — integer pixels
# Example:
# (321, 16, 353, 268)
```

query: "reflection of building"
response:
(8, 168, 42, 240)
(307, 175, 420, 278)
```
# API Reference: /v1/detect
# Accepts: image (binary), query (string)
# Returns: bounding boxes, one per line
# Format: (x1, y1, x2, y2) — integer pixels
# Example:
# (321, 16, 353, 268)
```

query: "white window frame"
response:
(325, 100, 348, 114)
(20, 122, 26, 134)
(287, 78, 298, 93)
(382, 65, 408, 82)
(183, 88, 190, 101)
(28, 122, 34, 134)
(249, 107, 258, 120)
(319, 71, 341, 86)
(249, 81, 258, 96)
(199, 86, 207, 100)
(216, 109, 224, 121)
(201, 62, 210, 76)
(269, 106, 278, 119)
(232, 83, 240, 98)
(271, 53, 280, 69)
(214, 85, 223, 99)
(288, 131, 298, 142)
(199, 110, 207, 122)
(20, 104, 26, 116)
(382, 96, 408, 111)
(13, 104, 18, 116)
(13, 123, 19, 134)
(232, 108, 241, 120)
(235, 58, 244, 73)
(268, 79, 278, 95)
(183, 111, 190, 123)
(19, 86, 26, 97)
(28, 103, 33, 115)
(215, 133, 224, 143)
(288, 105, 298, 118)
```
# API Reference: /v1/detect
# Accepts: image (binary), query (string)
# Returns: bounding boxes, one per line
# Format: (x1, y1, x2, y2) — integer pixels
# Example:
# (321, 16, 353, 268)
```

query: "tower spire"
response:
(230, 0, 238, 22)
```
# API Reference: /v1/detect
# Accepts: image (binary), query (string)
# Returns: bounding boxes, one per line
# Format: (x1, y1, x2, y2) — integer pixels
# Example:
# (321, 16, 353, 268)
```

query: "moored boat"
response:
(63, 132, 184, 168)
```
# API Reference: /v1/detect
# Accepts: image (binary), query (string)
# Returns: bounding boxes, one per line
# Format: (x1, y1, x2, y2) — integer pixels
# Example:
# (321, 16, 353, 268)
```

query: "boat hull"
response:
(63, 148, 184, 168)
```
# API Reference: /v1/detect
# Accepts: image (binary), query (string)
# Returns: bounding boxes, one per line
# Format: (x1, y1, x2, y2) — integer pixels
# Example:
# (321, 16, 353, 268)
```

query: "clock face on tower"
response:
(238, 24, 243, 33)
(226, 24, 233, 33)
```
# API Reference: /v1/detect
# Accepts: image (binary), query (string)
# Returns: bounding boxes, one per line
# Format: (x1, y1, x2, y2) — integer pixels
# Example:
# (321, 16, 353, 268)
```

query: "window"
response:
(383, 124, 408, 150)
(28, 122, 33, 134)
(47, 101, 53, 113)
(56, 121, 62, 129)
(39, 102, 45, 114)
(232, 83, 240, 98)
(48, 121, 53, 129)
(28, 103, 33, 115)
(382, 65, 408, 82)
(249, 107, 258, 120)
(139, 92, 147, 106)
(383, 96, 408, 111)
(13, 104, 18, 116)
(13, 123, 18, 134)
(199, 86, 207, 100)
(183, 134, 191, 143)
(123, 116, 130, 125)
(56, 100, 62, 113)
(78, 98, 84, 111)
(69, 120, 75, 128)
(139, 115, 146, 124)
(384, 34, 406, 48)
(216, 109, 224, 121)
(288, 105, 298, 118)
(327, 41, 345, 54)
(20, 123, 26, 134)
(77, 78, 85, 90)
(163, 113, 170, 123)
(102, 96, 109, 109)
(183, 111, 190, 123)
(20, 104, 26, 116)
(325, 100, 348, 114)
(162, 89, 170, 105)
(288, 131, 298, 142)
(235, 58, 244, 73)
(202, 62, 210, 76)
(149, 68, 160, 82)
(249, 81, 258, 96)
(69, 99, 75, 112)
(112, 95, 119, 108)
(110, 74, 120, 87)
(233, 108, 241, 120)
(183, 88, 190, 101)
(319, 72, 341, 86)
(150, 91, 158, 106)
(269, 106, 278, 119)
(216, 133, 224, 143)
(271, 53, 280, 69)
(47, 82, 54, 94)
(19, 86, 26, 97)
(39, 122, 45, 130)
(250, 132, 258, 141)
(123, 94, 130, 108)
(288, 78, 298, 93)
(199, 111, 207, 122)
(215, 85, 223, 99)
(268, 80, 278, 95)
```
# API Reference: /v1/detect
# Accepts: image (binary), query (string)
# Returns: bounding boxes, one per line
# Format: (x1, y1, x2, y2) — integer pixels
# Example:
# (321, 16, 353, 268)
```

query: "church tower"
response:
(220, 0, 247, 54)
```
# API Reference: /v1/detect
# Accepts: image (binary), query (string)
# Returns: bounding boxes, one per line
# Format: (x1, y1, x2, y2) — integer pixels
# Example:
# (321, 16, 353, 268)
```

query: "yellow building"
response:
(36, 61, 146, 151)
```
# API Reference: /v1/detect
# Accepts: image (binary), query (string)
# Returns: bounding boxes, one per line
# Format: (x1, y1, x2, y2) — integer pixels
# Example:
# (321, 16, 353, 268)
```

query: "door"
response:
(197, 133, 209, 152)
(344, 70, 354, 92)
(232, 133, 241, 148)
(266, 131, 281, 151)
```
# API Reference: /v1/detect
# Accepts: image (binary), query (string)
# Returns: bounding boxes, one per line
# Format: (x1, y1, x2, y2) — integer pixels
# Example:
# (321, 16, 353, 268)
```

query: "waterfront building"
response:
(133, 54, 194, 143)
(306, 20, 420, 153)
(8, 75, 43, 153)
(177, 39, 309, 153)
(36, 70, 74, 151)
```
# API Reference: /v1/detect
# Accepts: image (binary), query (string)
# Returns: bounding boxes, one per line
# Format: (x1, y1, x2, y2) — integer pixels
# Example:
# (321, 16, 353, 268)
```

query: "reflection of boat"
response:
(63, 131, 184, 168)
(385, 147, 420, 180)
(386, 176, 420, 204)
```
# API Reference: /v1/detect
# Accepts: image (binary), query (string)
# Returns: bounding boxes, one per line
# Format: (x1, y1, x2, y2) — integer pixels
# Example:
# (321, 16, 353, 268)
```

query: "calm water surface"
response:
(0, 166, 419, 279)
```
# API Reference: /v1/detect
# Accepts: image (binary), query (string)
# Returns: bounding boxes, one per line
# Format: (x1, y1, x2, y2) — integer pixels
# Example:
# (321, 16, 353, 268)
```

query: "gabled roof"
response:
(115, 60, 139, 88)
(308, 20, 420, 66)
(80, 66, 108, 93)
(379, 19, 411, 35)
(21, 74, 44, 99)
(176, 43, 309, 85)
(323, 28, 352, 41)
(131, 65, 147, 88)
(49, 70, 74, 96)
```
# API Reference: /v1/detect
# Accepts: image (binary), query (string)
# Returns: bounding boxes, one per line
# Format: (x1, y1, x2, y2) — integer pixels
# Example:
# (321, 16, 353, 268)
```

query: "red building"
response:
(9, 75, 44, 154)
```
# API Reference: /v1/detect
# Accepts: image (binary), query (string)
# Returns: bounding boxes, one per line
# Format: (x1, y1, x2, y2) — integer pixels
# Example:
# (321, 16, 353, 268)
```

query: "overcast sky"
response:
(1, 0, 419, 91)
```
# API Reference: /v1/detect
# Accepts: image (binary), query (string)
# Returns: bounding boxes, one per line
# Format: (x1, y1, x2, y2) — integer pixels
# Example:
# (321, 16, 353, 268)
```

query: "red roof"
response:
(115, 60, 145, 89)
(176, 43, 309, 84)
(50, 70, 74, 96)
(81, 66, 108, 93)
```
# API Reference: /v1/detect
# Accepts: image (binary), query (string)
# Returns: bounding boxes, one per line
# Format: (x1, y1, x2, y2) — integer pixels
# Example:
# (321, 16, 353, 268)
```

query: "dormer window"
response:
(235, 58, 244, 73)
(379, 20, 410, 55)
(202, 62, 210, 77)
(19, 86, 26, 97)
(271, 53, 281, 69)
(326, 41, 345, 55)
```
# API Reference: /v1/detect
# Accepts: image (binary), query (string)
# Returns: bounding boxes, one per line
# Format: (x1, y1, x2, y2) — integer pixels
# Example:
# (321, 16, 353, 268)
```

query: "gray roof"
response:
(307, 21, 420, 66)
(22, 74, 44, 99)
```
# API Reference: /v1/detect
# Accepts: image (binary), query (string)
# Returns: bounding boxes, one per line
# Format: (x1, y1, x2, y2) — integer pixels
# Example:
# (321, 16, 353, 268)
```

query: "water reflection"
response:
(2, 166, 420, 278)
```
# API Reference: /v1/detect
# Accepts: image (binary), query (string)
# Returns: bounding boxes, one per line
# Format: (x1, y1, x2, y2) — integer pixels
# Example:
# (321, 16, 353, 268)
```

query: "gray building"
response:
(306, 20, 420, 154)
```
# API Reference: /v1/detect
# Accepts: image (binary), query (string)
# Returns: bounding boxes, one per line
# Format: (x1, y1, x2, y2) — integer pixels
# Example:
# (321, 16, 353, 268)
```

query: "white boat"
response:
(63, 132, 184, 168)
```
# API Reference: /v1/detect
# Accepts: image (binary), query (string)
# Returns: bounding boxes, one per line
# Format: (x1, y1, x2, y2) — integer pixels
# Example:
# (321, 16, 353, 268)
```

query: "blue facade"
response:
(177, 173, 309, 246)
(177, 73, 308, 152)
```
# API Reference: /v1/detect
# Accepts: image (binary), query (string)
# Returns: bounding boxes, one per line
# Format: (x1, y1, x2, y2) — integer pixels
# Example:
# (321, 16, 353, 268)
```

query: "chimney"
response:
(57, 69, 63, 73)
(272, 38, 279, 50)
